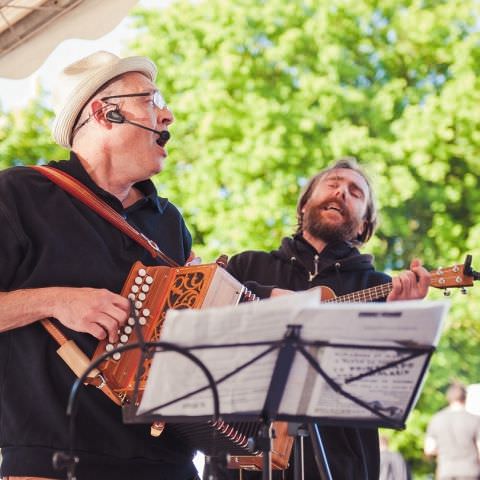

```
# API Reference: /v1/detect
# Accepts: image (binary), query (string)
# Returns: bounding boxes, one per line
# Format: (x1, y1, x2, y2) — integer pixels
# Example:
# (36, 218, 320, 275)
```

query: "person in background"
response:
(0, 51, 198, 480)
(227, 157, 431, 479)
(424, 381, 480, 480)
(379, 435, 411, 480)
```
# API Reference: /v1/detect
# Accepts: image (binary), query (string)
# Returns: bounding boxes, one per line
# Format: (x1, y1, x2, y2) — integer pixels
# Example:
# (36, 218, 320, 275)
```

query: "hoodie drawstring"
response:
(334, 261, 342, 286)
(308, 254, 320, 282)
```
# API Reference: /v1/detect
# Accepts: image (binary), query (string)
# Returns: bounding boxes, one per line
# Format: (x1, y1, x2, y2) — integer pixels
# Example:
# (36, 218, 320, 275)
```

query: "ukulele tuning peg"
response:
(443, 289, 451, 297)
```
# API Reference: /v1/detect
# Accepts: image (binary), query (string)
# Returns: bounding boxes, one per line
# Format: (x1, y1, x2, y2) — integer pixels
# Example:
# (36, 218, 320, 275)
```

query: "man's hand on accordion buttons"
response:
(52, 287, 130, 342)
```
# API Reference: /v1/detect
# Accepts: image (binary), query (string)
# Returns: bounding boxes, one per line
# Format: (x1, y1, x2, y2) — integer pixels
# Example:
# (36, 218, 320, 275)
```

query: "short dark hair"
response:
(446, 381, 467, 404)
(295, 157, 378, 245)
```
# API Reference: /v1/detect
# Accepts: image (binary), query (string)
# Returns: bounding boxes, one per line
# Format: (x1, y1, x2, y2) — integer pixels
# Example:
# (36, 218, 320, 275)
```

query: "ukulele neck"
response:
(325, 282, 393, 303)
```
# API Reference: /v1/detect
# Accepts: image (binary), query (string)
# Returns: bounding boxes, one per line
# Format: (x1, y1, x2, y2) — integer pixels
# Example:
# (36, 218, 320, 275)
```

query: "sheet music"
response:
(279, 301, 448, 419)
(137, 293, 448, 423)
(138, 289, 322, 417)
(282, 340, 428, 420)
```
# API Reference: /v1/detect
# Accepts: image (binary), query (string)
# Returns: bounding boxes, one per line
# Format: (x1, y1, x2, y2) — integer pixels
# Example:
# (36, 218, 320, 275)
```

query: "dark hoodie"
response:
(227, 234, 391, 480)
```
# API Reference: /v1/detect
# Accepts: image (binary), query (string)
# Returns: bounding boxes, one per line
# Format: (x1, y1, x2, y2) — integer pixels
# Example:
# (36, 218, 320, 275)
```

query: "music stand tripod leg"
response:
(258, 325, 301, 480)
(256, 422, 273, 480)
(308, 424, 333, 480)
(292, 424, 308, 480)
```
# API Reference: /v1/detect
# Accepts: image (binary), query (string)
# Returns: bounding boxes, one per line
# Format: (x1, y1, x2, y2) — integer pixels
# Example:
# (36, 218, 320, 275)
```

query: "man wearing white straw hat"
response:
(0, 51, 199, 479)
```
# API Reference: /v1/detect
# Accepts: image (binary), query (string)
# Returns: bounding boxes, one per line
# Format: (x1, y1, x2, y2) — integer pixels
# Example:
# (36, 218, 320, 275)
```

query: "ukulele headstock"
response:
(430, 255, 479, 292)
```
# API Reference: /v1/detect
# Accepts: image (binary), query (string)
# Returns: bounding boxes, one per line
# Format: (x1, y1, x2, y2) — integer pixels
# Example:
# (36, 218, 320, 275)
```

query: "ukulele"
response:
(319, 254, 480, 302)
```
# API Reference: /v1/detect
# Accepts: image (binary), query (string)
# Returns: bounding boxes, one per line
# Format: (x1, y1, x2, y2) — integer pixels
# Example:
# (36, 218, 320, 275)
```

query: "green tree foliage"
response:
(1, 1, 480, 477)
(129, 0, 480, 272)
(0, 88, 65, 167)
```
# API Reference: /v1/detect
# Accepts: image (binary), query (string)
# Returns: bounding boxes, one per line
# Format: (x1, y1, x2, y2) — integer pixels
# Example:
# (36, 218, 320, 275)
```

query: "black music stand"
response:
(123, 325, 304, 480)
(123, 314, 442, 479)
(58, 295, 446, 480)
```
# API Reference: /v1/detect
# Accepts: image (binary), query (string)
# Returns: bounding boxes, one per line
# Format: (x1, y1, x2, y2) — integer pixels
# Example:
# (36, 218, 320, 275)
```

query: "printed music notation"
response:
(137, 290, 448, 427)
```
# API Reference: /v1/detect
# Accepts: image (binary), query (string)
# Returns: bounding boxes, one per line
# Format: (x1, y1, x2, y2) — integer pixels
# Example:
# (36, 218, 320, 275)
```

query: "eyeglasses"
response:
(71, 90, 168, 141)
(100, 91, 168, 110)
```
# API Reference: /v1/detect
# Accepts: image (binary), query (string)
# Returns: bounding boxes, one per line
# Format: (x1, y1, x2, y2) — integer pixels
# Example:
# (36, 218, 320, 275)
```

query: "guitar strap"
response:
(29, 164, 181, 405)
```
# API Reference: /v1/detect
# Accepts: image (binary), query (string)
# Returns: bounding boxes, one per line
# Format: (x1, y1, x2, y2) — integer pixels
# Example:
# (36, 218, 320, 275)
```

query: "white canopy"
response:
(0, 0, 139, 79)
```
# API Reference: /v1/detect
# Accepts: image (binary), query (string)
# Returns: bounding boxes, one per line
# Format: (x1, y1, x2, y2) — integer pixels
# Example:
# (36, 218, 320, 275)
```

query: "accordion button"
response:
(105, 343, 114, 352)
(120, 334, 129, 343)
(141, 285, 150, 293)
(142, 308, 150, 317)
(138, 268, 147, 277)
(124, 326, 133, 334)
(138, 293, 146, 301)
(127, 293, 135, 300)
(131, 285, 139, 293)
(113, 352, 121, 361)
(145, 276, 154, 285)
(139, 317, 147, 325)
(135, 277, 143, 285)
(128, 317, 135, 326)
(135, 300, 143, 309)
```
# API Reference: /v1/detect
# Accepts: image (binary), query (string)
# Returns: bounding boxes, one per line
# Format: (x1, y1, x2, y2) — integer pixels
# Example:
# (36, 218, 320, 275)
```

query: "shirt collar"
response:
(130, 178, 167, 213)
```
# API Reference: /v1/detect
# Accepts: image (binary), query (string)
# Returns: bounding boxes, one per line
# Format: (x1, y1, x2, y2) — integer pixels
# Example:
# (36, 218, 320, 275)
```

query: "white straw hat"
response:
(52, 50, 157, 148)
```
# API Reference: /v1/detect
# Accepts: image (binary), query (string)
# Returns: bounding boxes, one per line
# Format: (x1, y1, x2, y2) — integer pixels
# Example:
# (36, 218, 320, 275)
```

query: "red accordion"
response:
(91, 261, 293, 471)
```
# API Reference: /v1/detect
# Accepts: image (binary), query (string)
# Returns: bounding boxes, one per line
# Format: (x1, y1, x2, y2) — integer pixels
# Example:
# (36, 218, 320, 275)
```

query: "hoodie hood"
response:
(271, 234, 375, 281)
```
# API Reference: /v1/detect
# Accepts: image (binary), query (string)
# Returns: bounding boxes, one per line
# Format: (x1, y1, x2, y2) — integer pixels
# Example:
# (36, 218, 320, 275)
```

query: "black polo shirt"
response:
(0, 153, 197, 479)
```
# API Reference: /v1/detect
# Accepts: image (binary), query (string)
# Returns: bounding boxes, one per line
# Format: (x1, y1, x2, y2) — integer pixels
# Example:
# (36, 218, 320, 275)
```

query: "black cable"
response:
(55, 340, 221, 479)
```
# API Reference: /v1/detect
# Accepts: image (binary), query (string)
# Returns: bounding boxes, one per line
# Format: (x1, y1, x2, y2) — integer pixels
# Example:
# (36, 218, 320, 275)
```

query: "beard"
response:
(303, 199, 362, 244)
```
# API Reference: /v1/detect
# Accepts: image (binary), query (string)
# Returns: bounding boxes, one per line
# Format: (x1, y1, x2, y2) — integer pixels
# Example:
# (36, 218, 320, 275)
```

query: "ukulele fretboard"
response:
(324, 282, 393, 303)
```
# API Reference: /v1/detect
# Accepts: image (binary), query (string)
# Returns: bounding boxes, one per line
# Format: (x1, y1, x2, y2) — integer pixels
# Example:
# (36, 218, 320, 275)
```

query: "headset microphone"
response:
(105, 110, 170, 147)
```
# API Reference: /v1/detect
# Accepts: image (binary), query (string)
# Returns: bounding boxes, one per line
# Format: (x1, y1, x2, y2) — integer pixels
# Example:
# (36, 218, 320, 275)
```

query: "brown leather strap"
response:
(30, 165, 180, 267)
(41, 318, 68, 345)
(40, 318, 122, 405)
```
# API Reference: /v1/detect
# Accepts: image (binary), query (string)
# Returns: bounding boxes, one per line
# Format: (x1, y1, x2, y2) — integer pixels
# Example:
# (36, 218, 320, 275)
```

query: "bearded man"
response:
(226, 157, 430, 480)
